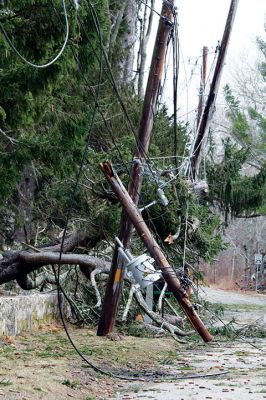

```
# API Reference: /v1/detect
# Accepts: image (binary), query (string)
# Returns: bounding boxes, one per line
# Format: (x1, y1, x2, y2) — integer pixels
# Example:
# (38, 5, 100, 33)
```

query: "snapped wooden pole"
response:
(100, 161, 213, 343)
(97, 0, 175, 336)
(190, 0, 239, 179)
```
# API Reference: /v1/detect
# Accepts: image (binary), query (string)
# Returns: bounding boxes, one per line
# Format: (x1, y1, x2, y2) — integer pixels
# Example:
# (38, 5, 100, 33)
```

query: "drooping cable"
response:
(86, 0, 167, 186)
(47, 1, 174, 380)
(184, 44, 220, 177)
(0, 0, 69, 69)
(172, 7, 180, 169)
(50, 0, 112, 377)
(44, 1, 220, 380)
(50, 0, 132, 178)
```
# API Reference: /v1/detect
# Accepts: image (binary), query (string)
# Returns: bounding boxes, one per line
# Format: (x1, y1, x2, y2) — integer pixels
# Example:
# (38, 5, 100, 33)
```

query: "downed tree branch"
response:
(134, 322, 166, 337)
(122, 283, 137, 322)
(0, 232, 191, 337)
(134, 287, 190, 338)
(164, 297, 183, 321)
(38, 230, 87, 253)
(90, 266, 110, 308)
(0, 251, 110, 286)
(158, 282, 167, 313)
(16, 270, 69, 290)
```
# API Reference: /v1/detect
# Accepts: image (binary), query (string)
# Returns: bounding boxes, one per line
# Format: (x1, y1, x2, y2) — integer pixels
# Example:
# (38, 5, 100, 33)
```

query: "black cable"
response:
(53, 268, 142, 380)
(50, 0, 155, 223)
(51, 0, 132, 178)
(47, 1, 170, 381)
(47, 1, 214, 381)
(86, 0, 165, 186)
(77, 0, 183, 200)
(50, 0, 116, 377)
(172, 9, 179, 169)
(0, 0, 69, 69)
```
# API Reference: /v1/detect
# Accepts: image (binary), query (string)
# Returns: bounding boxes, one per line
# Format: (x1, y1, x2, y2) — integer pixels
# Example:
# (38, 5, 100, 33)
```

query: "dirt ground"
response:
(0, 287, 265, 400)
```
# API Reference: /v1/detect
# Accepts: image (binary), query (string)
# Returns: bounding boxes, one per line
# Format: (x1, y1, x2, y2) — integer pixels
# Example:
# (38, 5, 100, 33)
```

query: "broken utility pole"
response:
(97, 0, 175, 336)
(189, 0, 239, 180)
(101, 161, 213, 343)
(196, 46, 208, 128)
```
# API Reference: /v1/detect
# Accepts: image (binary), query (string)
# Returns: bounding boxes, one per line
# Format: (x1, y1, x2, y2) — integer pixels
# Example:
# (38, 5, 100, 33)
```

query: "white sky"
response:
(145, 0, 266, 121)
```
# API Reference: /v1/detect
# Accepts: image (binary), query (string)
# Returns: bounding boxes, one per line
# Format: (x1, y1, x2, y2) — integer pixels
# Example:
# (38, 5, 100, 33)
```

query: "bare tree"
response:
(137, 0, 155, 97)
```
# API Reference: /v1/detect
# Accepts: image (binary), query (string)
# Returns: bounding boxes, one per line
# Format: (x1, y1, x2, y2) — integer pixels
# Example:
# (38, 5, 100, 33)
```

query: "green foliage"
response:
(139, 173, 223, 265)
(62, 379, 79, 389)
(0, 1, 103, 203)
(224, 84, 251, 145)
(0, 2, 229, 273)
(0, 380, 12, 387)
(122, 322, 154, 338)
(207, 139, 266, 219)
(257, 37, 266, 79)
(212, 40, 266, 219)
(0, 0, 121, 240)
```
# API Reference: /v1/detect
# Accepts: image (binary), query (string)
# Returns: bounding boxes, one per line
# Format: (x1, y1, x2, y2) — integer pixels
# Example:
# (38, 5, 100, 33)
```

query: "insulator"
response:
(157, 188, 169, 207)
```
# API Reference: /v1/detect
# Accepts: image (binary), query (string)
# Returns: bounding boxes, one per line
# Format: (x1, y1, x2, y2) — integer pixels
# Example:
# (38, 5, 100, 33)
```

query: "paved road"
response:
(117, 288, 266, 400)
(202, 286, 266, 306)
(202, 286, 266, 327)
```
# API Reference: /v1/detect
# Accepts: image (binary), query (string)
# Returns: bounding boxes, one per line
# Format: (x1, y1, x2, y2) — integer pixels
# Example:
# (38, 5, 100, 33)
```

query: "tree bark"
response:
(0, 250, 110, 286)
(13, 165, 37, 244)
(137, 0, 155, 97)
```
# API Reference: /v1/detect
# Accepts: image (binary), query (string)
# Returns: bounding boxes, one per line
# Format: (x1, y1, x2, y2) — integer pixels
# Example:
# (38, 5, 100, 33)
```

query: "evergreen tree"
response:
(207, 39, 266, 220)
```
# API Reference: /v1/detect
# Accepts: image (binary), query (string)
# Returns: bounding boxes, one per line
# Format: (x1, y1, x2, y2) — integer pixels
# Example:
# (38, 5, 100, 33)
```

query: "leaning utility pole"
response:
(101, 161, 213, 342)
(97, 0, 175, 336)
(189, 0, 239, 179)
(196, 46, 208, 128)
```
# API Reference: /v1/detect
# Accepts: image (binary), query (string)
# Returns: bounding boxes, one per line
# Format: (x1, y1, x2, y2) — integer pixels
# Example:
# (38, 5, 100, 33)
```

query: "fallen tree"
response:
(0, 231, 188, 338)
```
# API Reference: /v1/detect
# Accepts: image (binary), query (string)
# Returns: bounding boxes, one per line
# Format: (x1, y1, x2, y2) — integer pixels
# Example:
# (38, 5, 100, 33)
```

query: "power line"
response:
(50, 0, 132, 178)
(172, 8, 180, 168)
(86, 0, 163, 186)
(48, 0, 176, 379)
(11, 0, 198, 375)
(139, 0, 173, 20)
(0, 0, 69, 69)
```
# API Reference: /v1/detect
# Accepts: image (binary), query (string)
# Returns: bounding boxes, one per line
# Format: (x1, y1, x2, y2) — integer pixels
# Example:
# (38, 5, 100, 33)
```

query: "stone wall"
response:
(0, 292, 66, 336)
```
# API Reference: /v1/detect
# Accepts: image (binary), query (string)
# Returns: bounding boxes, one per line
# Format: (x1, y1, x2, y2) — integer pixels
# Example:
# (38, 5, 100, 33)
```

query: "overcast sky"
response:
(146, 0, 266, 120)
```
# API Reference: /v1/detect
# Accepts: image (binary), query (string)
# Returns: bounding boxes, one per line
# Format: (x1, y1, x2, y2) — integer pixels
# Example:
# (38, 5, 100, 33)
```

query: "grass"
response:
(120, 322, 154, 338)
(37, 345, 65, 358)
(62, 379, 79, 389)
(234, 350, 250, 356)
(131, 384, 142, 393)
(0, 317, 264, 399)
(0, 379, 12, 387)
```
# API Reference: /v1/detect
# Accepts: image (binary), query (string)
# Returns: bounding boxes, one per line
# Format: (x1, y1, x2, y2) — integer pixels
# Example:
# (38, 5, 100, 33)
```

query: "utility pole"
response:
(100, 161, 213, 343)
(196, 46, 208, 128)
(189, 0, 239, 180)
(97, 0, 175, 336)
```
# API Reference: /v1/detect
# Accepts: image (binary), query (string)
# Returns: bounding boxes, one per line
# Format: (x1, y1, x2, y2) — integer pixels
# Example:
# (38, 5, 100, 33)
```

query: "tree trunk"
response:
(120, 0, 137, 83)
(13, 165, 37, 244)
(137, 0, 155, 97)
